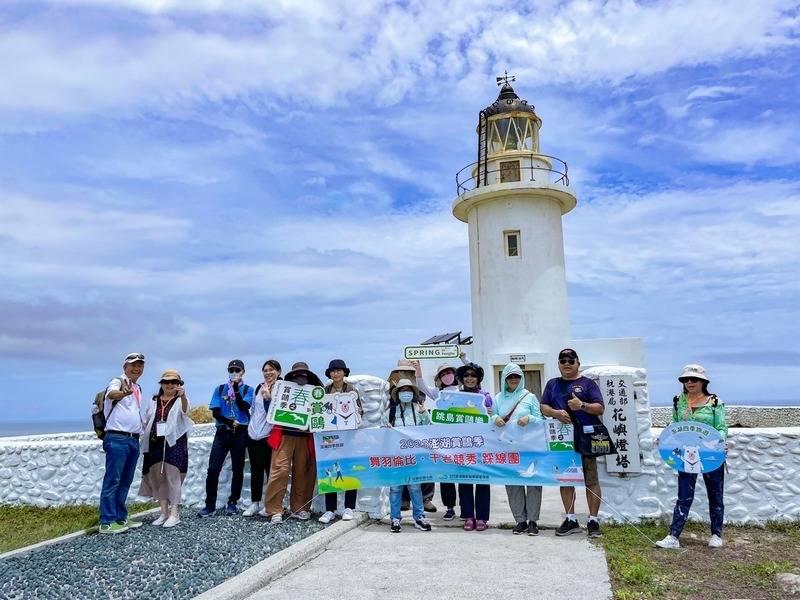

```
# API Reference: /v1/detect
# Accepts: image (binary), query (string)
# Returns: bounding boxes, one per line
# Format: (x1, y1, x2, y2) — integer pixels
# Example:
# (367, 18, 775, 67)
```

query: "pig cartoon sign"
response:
(657, 421, 725, 473)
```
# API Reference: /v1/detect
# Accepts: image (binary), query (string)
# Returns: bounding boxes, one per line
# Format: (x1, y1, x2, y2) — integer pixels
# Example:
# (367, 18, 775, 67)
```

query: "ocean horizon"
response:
(1, 398, 798, 438)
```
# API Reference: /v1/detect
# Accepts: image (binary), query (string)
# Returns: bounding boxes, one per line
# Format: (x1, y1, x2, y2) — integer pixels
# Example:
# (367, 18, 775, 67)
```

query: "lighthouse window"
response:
(504, 230, 520, 257)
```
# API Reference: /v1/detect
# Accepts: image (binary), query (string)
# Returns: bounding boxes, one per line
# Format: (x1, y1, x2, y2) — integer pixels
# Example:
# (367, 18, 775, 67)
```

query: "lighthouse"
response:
(453, 77, 641, 396)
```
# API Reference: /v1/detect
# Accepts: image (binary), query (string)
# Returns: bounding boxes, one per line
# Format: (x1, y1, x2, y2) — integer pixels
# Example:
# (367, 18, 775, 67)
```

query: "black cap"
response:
(228, 359, 245, 370)
(558, 348, 579, 361)
(325, 359, 350, 378)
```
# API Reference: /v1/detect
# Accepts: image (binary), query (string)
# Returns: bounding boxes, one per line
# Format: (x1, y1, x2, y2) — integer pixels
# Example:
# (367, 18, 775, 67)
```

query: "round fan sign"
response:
(658, 421, 725, 474)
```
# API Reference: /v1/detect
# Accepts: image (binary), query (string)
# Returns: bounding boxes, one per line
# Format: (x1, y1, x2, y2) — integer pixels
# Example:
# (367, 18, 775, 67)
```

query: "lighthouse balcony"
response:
(456, 152, 570, 197)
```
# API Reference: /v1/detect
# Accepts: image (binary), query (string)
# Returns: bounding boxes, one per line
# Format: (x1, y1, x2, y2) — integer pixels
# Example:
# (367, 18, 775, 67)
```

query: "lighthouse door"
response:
(494, 365, 543, 398)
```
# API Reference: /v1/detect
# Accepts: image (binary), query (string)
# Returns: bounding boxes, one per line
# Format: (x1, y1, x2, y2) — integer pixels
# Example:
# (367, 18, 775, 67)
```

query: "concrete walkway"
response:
(247, 486, 612, 600)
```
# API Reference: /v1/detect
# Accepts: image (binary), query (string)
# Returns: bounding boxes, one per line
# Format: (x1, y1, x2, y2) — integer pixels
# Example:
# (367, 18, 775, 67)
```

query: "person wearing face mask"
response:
(139, 369, 192, 528)
(383, 379, 432, 533)
(319, 359, 364, 524)
(455, 362, 493, 531)
(263, 362, 323, 524)
(244, 359, 282, 517)
(494, 362, 544, 536)
(414, 360, 462, 521)
(198, 359, 254, 518)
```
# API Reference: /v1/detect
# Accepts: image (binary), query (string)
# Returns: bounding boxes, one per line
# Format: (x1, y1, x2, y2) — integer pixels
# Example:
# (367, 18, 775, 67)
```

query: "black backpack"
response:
(91, 378, 122, 439)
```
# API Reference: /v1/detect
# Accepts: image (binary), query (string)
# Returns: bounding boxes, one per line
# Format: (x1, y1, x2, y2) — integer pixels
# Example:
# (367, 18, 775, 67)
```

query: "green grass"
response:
(0, 503, 156, 554)
(598, 521, 667, 598)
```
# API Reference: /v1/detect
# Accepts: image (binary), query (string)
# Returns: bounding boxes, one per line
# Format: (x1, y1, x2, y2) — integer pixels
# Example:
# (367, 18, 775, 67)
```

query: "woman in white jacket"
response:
(139, 369, 193, 528)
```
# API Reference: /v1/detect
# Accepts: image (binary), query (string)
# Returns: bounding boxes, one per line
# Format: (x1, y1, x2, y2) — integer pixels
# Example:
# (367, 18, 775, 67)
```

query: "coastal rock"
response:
(776, 573, 800, 595)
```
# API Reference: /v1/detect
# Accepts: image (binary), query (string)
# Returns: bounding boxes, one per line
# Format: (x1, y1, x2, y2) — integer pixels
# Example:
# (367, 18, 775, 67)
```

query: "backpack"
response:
(91, 378, 122, 439)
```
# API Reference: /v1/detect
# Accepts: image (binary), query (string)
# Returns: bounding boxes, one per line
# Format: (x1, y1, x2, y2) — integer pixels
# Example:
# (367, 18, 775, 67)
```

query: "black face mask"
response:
(293, 375, 309, 386)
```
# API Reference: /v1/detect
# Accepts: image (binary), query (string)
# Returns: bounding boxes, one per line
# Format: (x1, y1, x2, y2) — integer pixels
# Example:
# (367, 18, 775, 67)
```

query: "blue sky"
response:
(1, 0, 799, 422)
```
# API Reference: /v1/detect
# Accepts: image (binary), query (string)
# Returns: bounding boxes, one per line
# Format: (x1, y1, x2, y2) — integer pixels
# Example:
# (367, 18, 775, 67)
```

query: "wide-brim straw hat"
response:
(390, 378, 419, 401)
(456, 362, 484, 384)
(433, 362, 456, 386)
(285, 362, 324, 387)
(678, 364, 710, 383)
(159, 369, 184, 385)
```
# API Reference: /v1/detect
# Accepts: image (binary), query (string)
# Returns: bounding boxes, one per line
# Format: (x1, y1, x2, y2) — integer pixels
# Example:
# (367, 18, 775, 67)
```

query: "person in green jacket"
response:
(493, 363, 544, 536)
(656, 364, 728, 550)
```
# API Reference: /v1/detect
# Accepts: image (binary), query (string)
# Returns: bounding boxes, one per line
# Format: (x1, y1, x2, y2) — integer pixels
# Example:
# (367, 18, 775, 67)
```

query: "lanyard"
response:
(129, 382, 141, 409)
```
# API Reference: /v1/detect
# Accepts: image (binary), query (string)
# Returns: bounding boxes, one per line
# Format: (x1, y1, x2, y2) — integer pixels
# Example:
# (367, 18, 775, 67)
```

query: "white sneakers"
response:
(291, 510, 311, 521)
(270, 514, 283, 525)
(163, 515, 180, 528)
(152, 514, 168, 526)
(708, 534, 724, 548)
(342, 508, 354, 521)
(243, 502, 262, 517)
(655, 535, 681, 549)
(318, 511, 335, 524)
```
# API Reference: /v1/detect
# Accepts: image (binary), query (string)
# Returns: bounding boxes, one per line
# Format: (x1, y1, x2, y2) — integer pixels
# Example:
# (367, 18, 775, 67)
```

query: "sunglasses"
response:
(126, 353, 145, 361)
(681, 377, 702, 383)
(559, 358, 576, 365)
(228, 368, 243, 374)
(463, 372, 478, 378)
(160, 380, 182, 385)
(506, 374, 521, 380)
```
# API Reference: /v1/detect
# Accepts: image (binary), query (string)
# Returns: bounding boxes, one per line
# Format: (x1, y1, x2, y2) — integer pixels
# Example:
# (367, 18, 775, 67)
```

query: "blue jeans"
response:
(99, 433, 140, 525)
(390, 484, 423, 520)
(669, 464, 725, 537)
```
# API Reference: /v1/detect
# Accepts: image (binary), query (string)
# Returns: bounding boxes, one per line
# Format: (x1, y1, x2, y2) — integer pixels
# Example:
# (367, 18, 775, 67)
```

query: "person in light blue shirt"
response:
(198, 359, 254, 517)
(493, 362, 544, 536)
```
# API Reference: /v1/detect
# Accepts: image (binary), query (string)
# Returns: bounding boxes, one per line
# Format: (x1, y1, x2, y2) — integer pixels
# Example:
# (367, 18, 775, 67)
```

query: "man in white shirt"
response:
(99, 352, 147, 534)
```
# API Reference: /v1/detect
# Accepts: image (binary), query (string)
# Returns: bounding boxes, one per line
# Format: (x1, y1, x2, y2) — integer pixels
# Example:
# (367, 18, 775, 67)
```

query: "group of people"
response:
(97, 350, 729, 548)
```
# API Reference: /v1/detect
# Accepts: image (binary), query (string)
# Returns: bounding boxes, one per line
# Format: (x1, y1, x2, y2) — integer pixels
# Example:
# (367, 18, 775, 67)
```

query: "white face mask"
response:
(229, 371, 243, 383)
(398, 391, 414, 403)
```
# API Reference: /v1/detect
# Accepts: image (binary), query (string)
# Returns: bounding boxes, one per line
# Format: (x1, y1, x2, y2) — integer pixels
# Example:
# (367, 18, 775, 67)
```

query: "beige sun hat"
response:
(159, 369, 184, 385)
(433, 362, 456, 386)
(388, 359, 417, 386)
(390, 378, 419, 402)
(678, 364, 710, 383)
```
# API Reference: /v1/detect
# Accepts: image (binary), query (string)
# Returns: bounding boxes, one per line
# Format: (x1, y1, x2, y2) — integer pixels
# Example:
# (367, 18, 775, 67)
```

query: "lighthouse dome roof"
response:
(483, 83, 538, 118)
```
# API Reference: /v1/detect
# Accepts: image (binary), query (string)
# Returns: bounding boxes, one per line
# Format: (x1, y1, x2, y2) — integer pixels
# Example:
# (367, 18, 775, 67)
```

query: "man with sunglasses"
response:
(540, 348, 606, 537)
(198, 359, 254, 517)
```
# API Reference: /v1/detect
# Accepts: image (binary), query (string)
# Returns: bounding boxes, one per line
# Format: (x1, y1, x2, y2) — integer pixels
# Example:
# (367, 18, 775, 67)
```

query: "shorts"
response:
(581, 455, 599, 487)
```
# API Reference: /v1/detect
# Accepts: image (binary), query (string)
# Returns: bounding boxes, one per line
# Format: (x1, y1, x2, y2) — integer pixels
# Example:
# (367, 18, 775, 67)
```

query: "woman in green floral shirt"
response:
(656, 364, 727, 550)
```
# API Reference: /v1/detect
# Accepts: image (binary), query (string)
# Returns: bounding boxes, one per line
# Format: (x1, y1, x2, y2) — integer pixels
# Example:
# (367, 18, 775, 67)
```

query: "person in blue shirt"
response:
(198, 359, 254, 517)
(540, 348, 606, 538)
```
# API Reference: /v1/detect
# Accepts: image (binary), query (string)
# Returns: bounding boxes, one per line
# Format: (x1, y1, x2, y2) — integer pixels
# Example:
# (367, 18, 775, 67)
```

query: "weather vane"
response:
(496, 70, 516, 86)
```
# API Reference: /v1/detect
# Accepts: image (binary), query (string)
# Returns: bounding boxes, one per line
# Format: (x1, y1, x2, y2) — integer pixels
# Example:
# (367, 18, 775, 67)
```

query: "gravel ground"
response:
(0, 509, 326, 600)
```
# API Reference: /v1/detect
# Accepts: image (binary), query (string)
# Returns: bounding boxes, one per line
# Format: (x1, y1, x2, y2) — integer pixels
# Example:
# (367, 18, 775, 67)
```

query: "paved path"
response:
(247, 486, 611, 600)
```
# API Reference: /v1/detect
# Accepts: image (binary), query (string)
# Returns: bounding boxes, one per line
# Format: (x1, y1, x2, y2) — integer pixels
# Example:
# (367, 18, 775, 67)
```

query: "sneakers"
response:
(243, 502, 262, 517)
(463, 518, 475, 531)
(443, 508, 456, 521)
(318, 511, 335, 524)
(475, 519, 488, 532)
(414, 517, 432, 531)
(655, 534, 681, 549)
(342, 508, 354, 521)
(587, 519, 601, 538)
(401, 501, 410, 511)
(117, 519, 142, 529)
(163, 515, 180, 528)
(391, 518, 402, 533)
(152, 514, 168, 526)
(708, 534, 724, 548)
(512, 521, 528, 535)
(225, 502, 239, 516)
(197, 507, 215, 518)
(99, 523, 128, 534)
(258, 507, 269, 518)
(423, 500, 437, 513)
(291, 510, 311, 521)
(528, 521, 540, 536)
(270, 514, 283, 525)
(555, 518, 581, 536)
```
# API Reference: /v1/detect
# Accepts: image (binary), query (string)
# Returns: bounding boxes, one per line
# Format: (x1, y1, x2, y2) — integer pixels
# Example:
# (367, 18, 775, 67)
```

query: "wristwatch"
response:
(580, 402, 586, 411)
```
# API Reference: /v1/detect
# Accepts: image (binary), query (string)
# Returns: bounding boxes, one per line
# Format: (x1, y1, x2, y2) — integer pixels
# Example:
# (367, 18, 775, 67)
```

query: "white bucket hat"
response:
(678, 364, 710, 383)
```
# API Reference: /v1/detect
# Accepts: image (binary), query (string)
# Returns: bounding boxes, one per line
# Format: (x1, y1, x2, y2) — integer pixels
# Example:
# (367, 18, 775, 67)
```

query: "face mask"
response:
(229, 371, 243, 383)
(441, 373, 455, 386)
(398, 391, 414, 403)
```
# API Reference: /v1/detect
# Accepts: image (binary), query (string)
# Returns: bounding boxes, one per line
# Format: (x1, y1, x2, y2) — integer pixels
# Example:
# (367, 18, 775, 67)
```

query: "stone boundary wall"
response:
(2, 371, 799, 525)
(651, 406, 800, 428)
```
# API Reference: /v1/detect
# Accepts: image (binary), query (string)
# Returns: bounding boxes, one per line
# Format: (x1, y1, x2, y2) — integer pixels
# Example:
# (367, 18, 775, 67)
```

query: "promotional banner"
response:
(431, 390, 490, 425)
(658, 420, 725, 474)
(266, 381, 326, 430)
(314, 420, 585, 493)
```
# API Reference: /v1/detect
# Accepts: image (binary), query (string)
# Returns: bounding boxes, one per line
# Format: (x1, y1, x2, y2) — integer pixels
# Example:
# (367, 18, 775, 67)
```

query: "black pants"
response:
(459, 484, 491, 520)
(204, 427, 248, 510)
(247, 436, 272, 502)
(325, 490, 357, 512)
(440, 483, 458, 509)
(402, 482, 435, 503)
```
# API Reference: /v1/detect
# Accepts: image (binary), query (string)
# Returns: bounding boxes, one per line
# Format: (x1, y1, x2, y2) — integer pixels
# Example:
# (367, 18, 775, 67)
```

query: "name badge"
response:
(156, 422, 167, 437)
(583, 425, 595, 434)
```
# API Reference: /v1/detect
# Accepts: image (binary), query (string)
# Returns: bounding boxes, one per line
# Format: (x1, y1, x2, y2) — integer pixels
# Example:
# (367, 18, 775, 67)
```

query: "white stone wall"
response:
(3, 370, 799, 525)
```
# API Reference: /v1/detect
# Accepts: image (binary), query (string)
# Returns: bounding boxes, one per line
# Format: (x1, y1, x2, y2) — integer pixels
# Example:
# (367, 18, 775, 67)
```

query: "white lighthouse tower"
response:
(453, 77, 578, 396)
